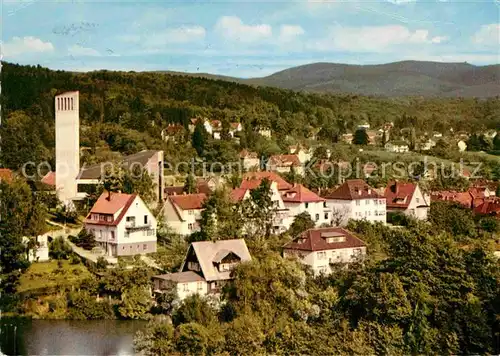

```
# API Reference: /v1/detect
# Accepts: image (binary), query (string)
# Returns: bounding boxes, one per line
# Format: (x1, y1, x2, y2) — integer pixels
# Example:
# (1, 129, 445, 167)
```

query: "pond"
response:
(0, 318, 147, 355)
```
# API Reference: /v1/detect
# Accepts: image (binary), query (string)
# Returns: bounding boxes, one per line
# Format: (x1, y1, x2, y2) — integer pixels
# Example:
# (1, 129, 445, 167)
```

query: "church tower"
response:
(55, 91, 80, 204)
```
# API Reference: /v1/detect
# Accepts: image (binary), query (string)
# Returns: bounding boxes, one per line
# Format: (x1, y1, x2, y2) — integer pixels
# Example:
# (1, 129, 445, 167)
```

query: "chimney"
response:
(106, 190, 111, 201)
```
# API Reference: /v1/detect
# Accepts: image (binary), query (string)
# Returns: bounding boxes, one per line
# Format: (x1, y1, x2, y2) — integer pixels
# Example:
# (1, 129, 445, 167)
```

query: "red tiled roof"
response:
(431, 191, 473, 208)
(324, 179, 383, 200)
(170, 193, 206, 210)
(239, 149, 258, 159)
(283, 227, 366, 252)
(230, 122, 241, 129)
(282, 184, 325, 203)
(242, 171, 292, 191)
(384, 181, 417, 209)
(474, 199, 500, 216)
(0, 168, 14, 183)
(165, 124, 184, 135)
(240, 178, 268, 190)
(211, 120, 221, 128)
(230, 188, 248, 202)
(41, 171, 56, 186)
(268, 154, 301, 167)
(85, 192, 137, 226)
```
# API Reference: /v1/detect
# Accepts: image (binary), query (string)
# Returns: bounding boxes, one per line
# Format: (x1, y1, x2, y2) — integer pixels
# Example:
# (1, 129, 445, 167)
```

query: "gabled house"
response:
(238, 178, 292, 233)
(266, 154, 304, 175)
(288, 145, 312, 164)
(416, 138, 436, 151)
(161, 124, 184, 142)
(385, 140, 410, 153)
(239, 150, 260, 171)
(230, 122, 243, 136)
(474, 199, 500, 218)
(283, 227, 366, 275)
(257, 127, 272, 138)
(189, 118, 213, 135)
(323, 179, 386, 225)
(84, 192, 157, 257)
(152, 239, 252, 300)
(161, 193, 206, 235)
(242, 171, 293, 192)
(384, 181, 430, 220)
(281, 184, 331, 226)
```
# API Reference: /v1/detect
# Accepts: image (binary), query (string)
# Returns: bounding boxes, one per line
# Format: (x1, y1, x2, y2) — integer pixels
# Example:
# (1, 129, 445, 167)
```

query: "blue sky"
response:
(2, 0, 499, 77)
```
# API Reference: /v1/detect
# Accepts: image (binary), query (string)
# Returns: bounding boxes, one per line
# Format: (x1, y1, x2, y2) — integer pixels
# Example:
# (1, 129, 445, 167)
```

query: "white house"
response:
(288, 145, 312, 164)
(281, 184, 332, 227)
(257, 127, 272, 138)
(416, 138, 436, 151)
(266, 154, 304, 176)
(23, 235, 49, 262)
(457, 140, 468, 152)
(384, 181, 430, 220)
(152, 239, 252, 301)
(239, 150, 260, 171)
(84, 192, 157, 257)
(385, 141, 410, 153)
(161, 193, 207, 235)
(189, 118, 213, 135)
(283, 227, 367, 275)
(324, 179, 386, 225)
(238, 178, 293, 233)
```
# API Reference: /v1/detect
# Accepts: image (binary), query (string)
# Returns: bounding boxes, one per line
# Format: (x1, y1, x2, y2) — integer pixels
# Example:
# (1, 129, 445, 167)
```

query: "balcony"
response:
(125, 222, 151, 231)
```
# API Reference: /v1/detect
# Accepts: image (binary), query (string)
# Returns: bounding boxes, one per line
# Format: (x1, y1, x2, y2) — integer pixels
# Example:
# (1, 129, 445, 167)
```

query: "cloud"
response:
(119, 26, 206, 49)
(279, 25, 305, 42)
(215, 16, 272, 43)
(2, 36, 54, 57)
(68, 44, 100, 57)
(311, 25, 448, 52)
(472, 24, 500, 46)
(385, 0, 416, 4)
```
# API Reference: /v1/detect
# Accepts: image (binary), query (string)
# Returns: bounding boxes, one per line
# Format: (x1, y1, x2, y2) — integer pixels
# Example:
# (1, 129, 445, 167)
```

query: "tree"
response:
(183, 174, 196, 194)
(192, 120, 208, 156)
(429, 201, 477, 238)
(155, 282, 179, 314)
(493, 132, 500, 150)
(353, 129, 369, 145)
(172, 294, 217, 327)
(118, 286, 153, 319)
(331, 207, 349, 226)
(288, 212, 315, 237)
(49, 236, 72, 260)
(74, 227, 96, 250)
(176, 322, 210, 355)
(134, 322, 176, 356)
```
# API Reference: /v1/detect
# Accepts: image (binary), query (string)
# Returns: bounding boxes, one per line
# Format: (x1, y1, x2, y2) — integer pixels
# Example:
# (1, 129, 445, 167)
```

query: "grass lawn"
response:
(17, 260, 92, 293)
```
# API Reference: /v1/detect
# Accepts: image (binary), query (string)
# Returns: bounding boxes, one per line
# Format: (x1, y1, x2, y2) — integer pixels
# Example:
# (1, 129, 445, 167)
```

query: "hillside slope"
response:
(248, 61, 500, 98)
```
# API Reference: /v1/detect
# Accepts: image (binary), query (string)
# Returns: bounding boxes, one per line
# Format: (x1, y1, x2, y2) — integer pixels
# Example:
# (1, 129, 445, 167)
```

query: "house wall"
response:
(242, 157, 260, 170)
(284, 246, 367, 275)
(153, 278, 208, 301)
(162, 199, 203, 236)
(284, 201, 331, 227)
(326, 198, 386, 225)
(400, 185, 429, 220)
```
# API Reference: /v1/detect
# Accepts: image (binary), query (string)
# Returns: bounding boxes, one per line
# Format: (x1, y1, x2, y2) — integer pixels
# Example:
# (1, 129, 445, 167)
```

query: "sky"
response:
(1, 0, 499, 78)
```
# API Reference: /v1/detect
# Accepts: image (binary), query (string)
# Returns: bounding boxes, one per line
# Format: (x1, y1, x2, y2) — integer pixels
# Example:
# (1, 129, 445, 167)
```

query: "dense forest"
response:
(1, 62, 500, 174)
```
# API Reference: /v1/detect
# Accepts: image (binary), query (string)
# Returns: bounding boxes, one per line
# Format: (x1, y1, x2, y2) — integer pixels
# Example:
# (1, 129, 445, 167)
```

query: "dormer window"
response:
(297, 238, 306, 244)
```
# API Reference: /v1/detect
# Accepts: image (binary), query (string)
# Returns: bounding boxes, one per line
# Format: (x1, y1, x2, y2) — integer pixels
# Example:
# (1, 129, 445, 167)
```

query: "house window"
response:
(353, 248, 362, 256)
(126, 216, 134, 222)
(305, 203, 309, 209)
(416, 198, 420, 203)
(365, 200, 369, 205)
(197, 282, 203, 291)
(183, 283, 188, 292)
(144, 215, 148, 225)
(188, 210, 194, 215)
(143, 244, 147, 250)
(111, 231, 115, 240)
(374, 200, 378, 205)
(367, 211, 371, 216)
(315, 214, 319, 221)
(356, 200, 360, 206)
(317, 251, 326, 260)
(99, 215, 105, 221)
(318, 266, 328, 273)
(324, 213, 329, 220)
(188, 223, 194, 230)
(323, 202, 327, 208)
(99, 230, 102, 238)
(107, 216, 113, 222)
(124, 231, 129, 238)
(379, 200, 384, 205)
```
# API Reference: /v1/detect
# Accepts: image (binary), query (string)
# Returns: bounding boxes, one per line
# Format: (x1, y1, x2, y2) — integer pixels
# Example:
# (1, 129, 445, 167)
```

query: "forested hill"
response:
(1, 61, 499, 171)
(248, 61, 500, 98)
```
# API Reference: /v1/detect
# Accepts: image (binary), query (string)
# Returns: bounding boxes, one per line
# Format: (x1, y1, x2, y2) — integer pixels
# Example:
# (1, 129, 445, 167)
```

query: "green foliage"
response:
(49, 237, 72, 260)
(353, 128, 369, 145)
(183, 174, 196, 194)
(429, 201, 477, 238)
(175, 322, 210, 355)
(118, 286, 153, 319)
(172, 294, 217, 327)
(154, 283, 178, 314)
(288, 212, 315, 237)
(67, 290, 115, 319)
(70, 227, 96, 250)
(134, 322, 176, 356)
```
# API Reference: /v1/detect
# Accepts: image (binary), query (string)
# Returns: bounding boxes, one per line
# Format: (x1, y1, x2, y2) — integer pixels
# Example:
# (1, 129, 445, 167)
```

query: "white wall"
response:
(163, 199, 203, 236)
(400, 185, 429, 220)
(284, 246, 367, 275)
(153, 279, 208, 301)
(326, 198, 386, 225)
(285, 201, 331, 227)
(55, 92, 79, 203)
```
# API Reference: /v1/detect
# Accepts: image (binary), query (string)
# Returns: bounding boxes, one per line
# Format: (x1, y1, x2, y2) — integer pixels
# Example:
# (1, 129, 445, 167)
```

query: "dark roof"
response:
(78, 150, 160, 180)
(283, 227, 366, 252)
(324, 179, 382, 200)
(384, 181, 418, 209)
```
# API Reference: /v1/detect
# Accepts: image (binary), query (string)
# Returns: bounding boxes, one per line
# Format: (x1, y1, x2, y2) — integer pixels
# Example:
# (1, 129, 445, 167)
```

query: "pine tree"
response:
(353, 129, 369, 145)
(183, 174, 196, 194)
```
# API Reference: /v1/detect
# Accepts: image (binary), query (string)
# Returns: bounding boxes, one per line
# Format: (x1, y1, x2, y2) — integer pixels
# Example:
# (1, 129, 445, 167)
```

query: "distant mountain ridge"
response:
(158, 60, 500, 98)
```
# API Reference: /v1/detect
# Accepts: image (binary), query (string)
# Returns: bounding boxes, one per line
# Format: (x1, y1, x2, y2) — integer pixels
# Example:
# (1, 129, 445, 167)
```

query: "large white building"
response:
(152, 239, 252, 301)
(324, 179, 386, 225)
(84, 191, 157, 257)
(55, 91, 80, 204)
(161, 193, 207, 235)
(384, 181, 430, 220)
(281, 184, 331, 227)
(283, 227, 367, 275)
